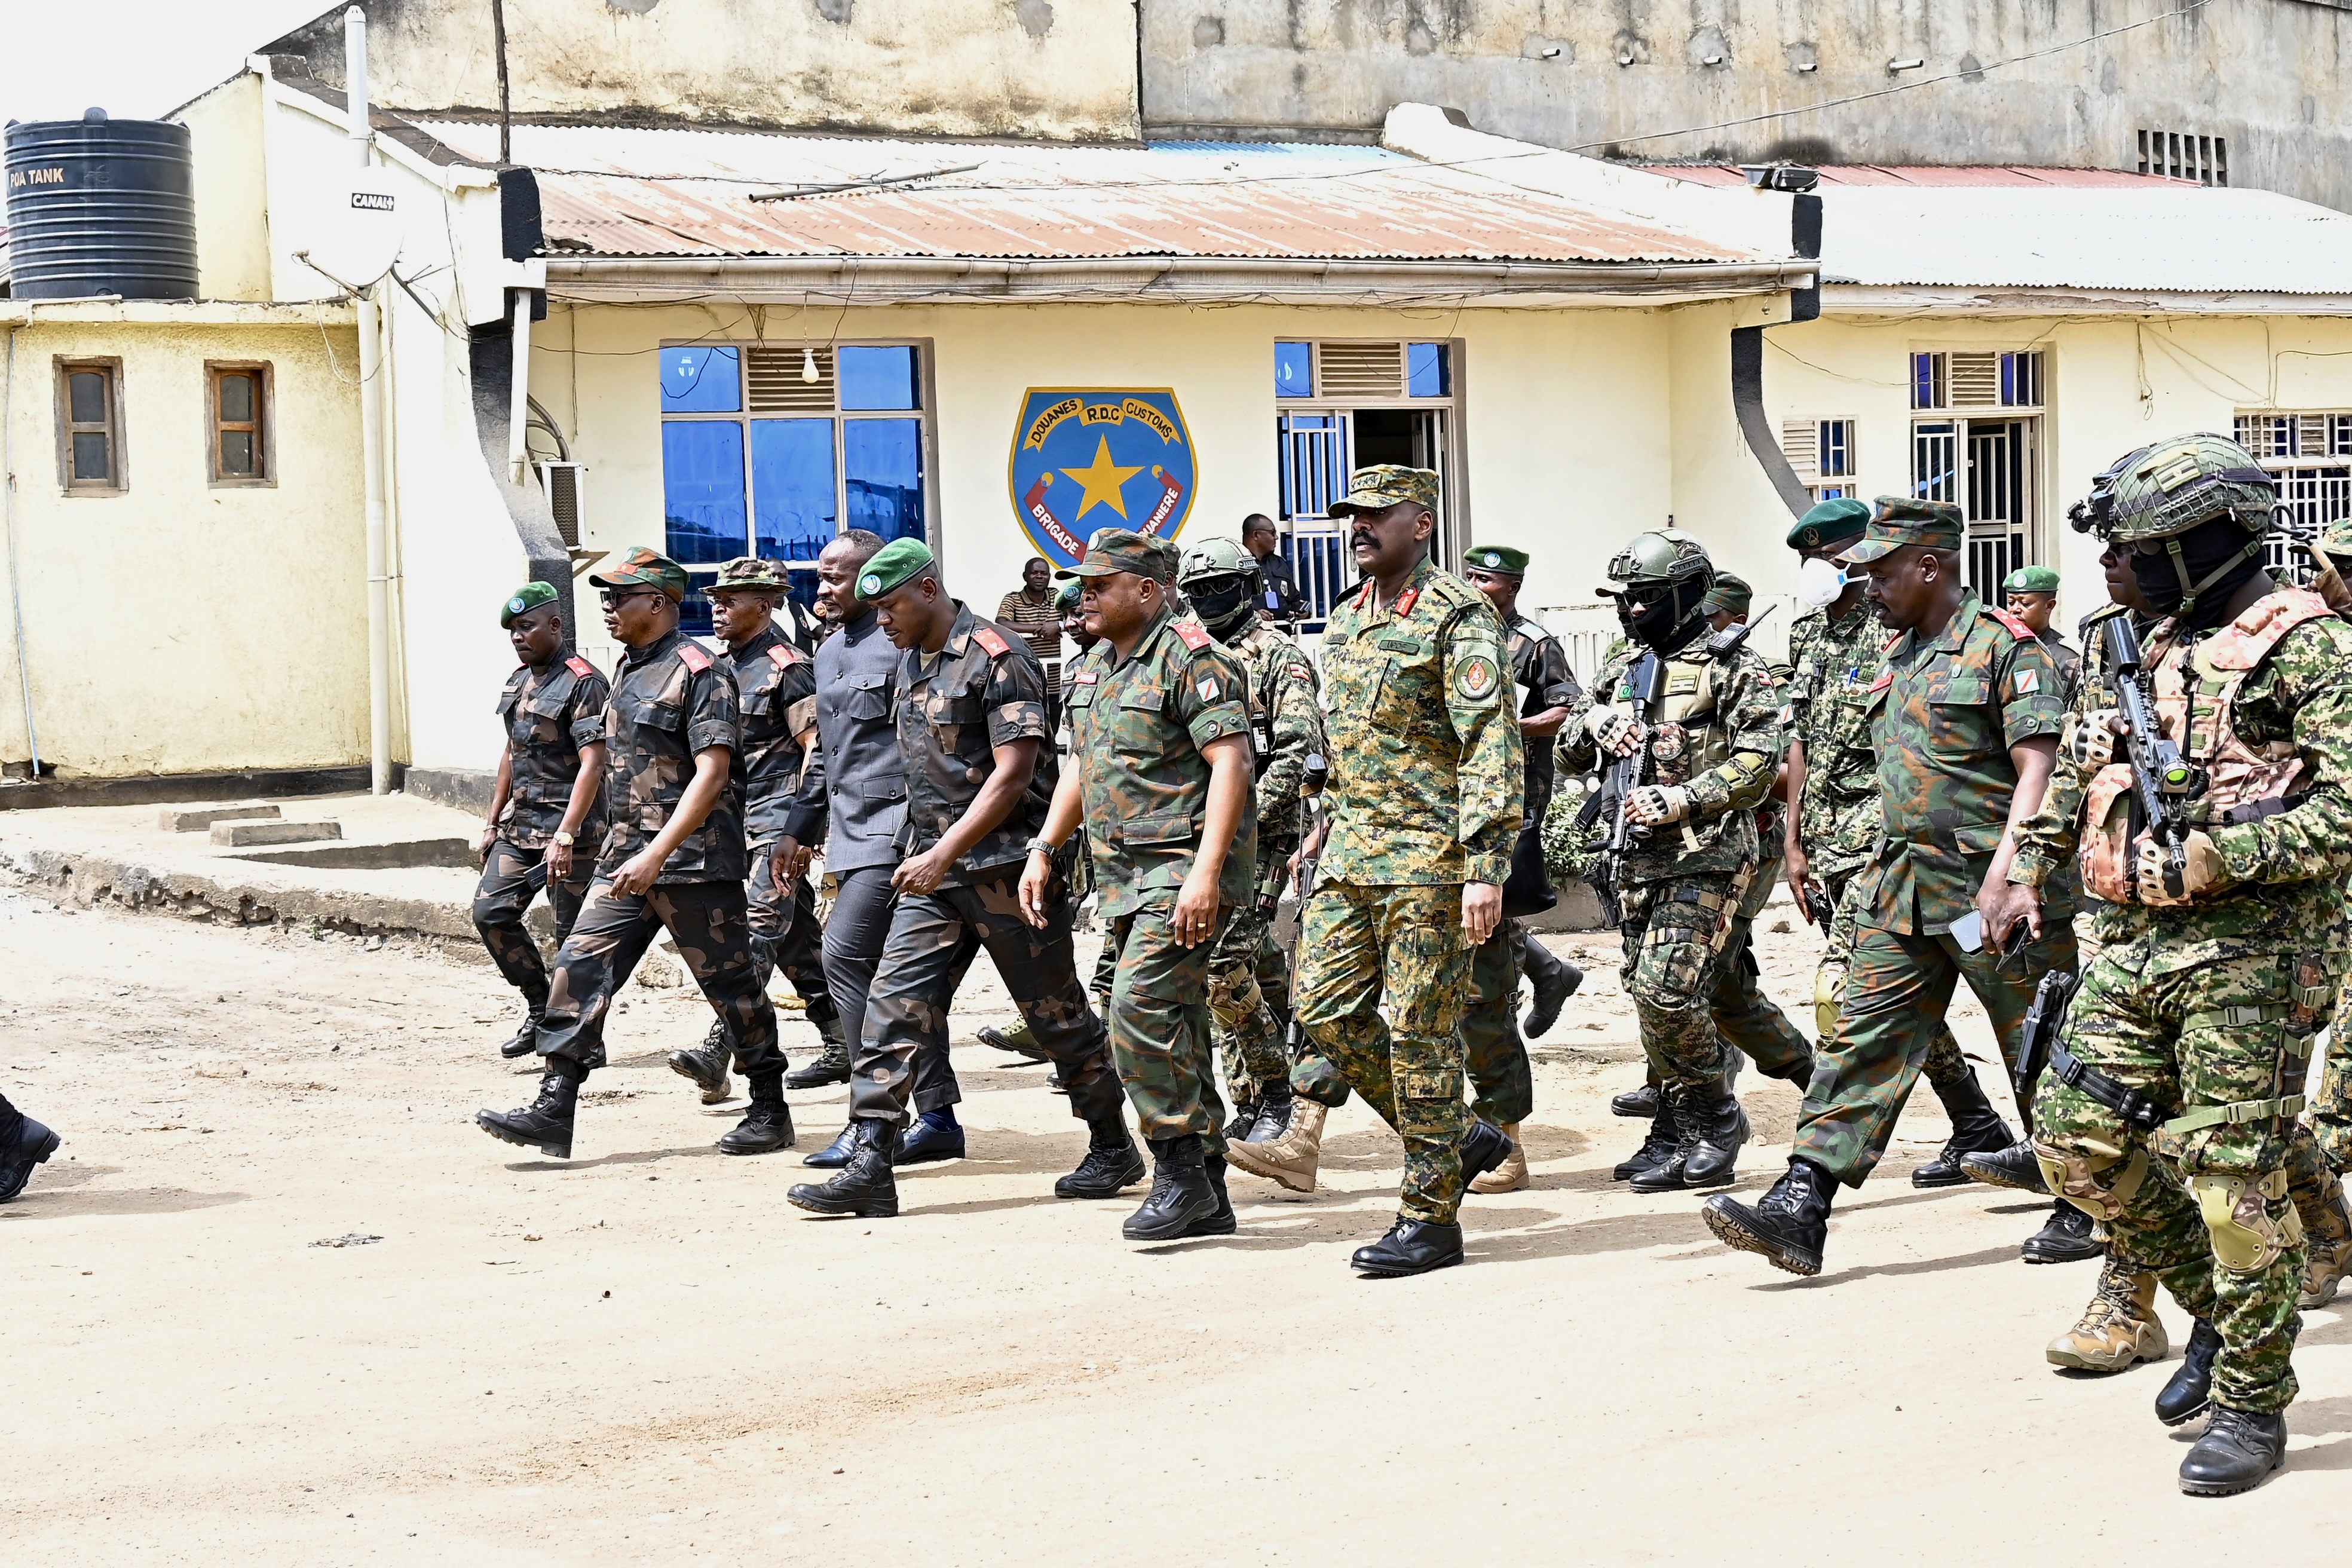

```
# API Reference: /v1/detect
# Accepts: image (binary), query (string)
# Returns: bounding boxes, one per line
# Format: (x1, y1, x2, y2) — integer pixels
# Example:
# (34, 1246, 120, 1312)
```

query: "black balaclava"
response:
(1623, 578, 1707, 654)
(2130, 514, 2266, 629)
(1186, 575, 1254, 641)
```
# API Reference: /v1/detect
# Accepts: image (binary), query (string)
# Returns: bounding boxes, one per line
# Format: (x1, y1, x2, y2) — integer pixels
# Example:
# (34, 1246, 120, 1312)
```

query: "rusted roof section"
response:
(425, 122, 1772, 266)
(1649, 164, 2194, 189)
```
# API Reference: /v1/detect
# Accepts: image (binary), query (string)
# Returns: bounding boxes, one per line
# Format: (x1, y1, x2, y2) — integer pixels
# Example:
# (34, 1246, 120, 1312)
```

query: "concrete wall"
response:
(0, 309, 368, 778)
(1146, 0, 2352, 212)
(179, 71, 276, 303)
(264, 0, 1140, 142)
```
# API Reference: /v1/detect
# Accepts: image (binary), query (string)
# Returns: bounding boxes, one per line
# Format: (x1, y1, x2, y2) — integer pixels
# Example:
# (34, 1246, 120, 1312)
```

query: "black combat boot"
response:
(1959, 1136, 2051, 1194)
(666, 1018, 736, 1105)
(2022, 1198, 2104, 1263)
(1054, 1111, 1147, 1198)
(1122, 1134, 1220, 1241)
(803, 1119, 860, 1169)
(2155, 1319, 2224, 1426)
(1611, 1082, 1663, 1119)
(1679, 1092, 1751, 1189)
(1702, 1157, 1838, 1276)
(1521, 945, 1584, 1040)
(717, 1074, 796, 1155)
(787, 1119, 899, 1218)
(2179, 1405, 2289, 1496)
(897, 1107, 966, 1164)
(0, 1108, 61, 1203)
(1460, 1117, 1515, 1192)
(1186, 1153, 1237, 1238)
(1245, 1086, 1296, 1144)
(784, 1013, 853, 1089)
(1351, 1216, 1465, 1277)
(499, 987, 548, 1059)
(1612, 1103, 1682, 1181)
(477, 1063, 583, 1159)
(1913, 1071, 2017, 1188)
(1222, 1098, 1263, 1144)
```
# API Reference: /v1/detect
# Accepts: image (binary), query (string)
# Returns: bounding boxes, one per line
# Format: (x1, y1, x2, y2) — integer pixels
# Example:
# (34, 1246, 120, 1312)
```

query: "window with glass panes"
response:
(209, 363, 270, 484)
(659, 342, 931, 630)
(1909, 349, 2047, 602)
(57, 359, 124, 492)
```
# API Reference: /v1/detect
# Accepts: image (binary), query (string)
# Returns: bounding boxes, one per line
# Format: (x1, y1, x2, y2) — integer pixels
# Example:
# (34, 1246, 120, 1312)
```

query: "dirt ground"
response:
(1, 884, 2342, 1564)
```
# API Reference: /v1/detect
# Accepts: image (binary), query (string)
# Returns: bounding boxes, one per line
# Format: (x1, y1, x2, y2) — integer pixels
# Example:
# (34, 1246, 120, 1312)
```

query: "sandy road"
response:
(0, 886, 2341, 1563)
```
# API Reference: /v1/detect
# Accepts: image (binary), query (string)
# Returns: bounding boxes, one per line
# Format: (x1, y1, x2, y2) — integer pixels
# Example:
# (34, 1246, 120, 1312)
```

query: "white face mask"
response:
(1796, 556, 1850, 608)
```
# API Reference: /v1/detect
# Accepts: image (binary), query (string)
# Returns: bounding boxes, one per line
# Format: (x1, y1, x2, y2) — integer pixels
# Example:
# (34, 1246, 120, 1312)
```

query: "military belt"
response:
(2165, 1095, 2307, 1136)
(1668, 887, 1734, 914)
(2211, 792, 2310, 827)
(2045, 1043, 2167, 1132)
(2183, 1003, 2289, 1031)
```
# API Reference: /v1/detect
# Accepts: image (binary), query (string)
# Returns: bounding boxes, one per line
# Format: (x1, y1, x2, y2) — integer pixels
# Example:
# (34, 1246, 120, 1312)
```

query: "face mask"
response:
(1184, 578, 1252, 637)
(2128, 515, 2265, 628)
(1796, 556, 1849, 608)
(1621, 583, 1698, 653)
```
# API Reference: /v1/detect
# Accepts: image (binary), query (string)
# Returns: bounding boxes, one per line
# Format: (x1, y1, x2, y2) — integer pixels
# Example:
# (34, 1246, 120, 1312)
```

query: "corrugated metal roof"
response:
(424, 122, 1769, 267)
(1647, 164, 2189, 190)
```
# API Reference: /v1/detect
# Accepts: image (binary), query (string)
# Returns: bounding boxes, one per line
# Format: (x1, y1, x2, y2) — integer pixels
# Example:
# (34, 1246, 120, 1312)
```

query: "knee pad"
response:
(1813, 964, 1846, 1040)
(2191, 1169, 2304, 1275)
(2032, 1137, 2149, 1224)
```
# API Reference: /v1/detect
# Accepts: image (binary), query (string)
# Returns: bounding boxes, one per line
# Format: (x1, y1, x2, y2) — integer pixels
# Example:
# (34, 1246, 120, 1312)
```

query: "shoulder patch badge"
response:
(675, 642, 712, 673)
(1173, 620, 1213, 653)
(564, 656, 595, 679)
(1199, 674, 1222, 703)
(2017, 667, 2040, 694)
(1454, 651, 1502, 703)
(971, 626, 1012, 658)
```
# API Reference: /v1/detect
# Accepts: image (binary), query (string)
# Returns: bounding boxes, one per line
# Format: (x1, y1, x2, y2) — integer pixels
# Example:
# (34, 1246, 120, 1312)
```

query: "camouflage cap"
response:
(709, 556, 792, 595)
(1465, 545, 1530, 576)
(1786, 497, 1872, 552)
(1330, 464, 1440, 516)
(500, 580, 561, 628)
(1837, 496, 1965, 565)
(1698, 571, 1753, 615)
(1055, 576, 1085, 613)
(2319, 515, 2352, 564)
(2003, 564, 2061, 595)
(1073, 526, 1181, 581)
(856, 538, 936, 600)
(589, 547, 688, 602)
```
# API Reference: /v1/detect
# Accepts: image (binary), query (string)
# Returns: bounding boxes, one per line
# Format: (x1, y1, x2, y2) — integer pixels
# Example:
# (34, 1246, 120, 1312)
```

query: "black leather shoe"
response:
(1222, 1100, 1262, 1144)
(1702, 1158, 1836, 1276)
(1680, 1095, 1750, 1189)
(1352, 1217, 1464, 1276)
(1460, 1117, 1514, 1192)
(1245, 1090, 1295, 1144)
(1612, 1105, 1681, 1181)
(0, 1113, 60, 1202)
(667, 1019, 735, 1106)
(803, 1119, 859, 1168)
(717, 1080, 795, 1155)
(477, 1068, 581, 1159)
(498, 995, 546, 1059)
(2179, 1405, 2288, 1496)
(1523, 958, 1584, 1040)
(1959, 1137, 2050, 1194)
(1184, 1154, 1238, 1237)
(784, 1019, 852, 1089)
(2157, 1319, 2223, 1426)
(1611, 1082, 1663, 1119)
(1123, 1135, 1220, 1241)
(1913, 1071, 2017, 1187)
(788, 1120, 899, 1218)
(1054, 1116, 1146, 1198)
(2022, 1198, 2103, 1264)
(897, 1115, 966, 1164)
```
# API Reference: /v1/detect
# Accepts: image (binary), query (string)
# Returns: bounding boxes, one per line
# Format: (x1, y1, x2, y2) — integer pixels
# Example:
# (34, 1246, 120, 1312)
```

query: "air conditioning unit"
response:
(535, 460, 584, 547)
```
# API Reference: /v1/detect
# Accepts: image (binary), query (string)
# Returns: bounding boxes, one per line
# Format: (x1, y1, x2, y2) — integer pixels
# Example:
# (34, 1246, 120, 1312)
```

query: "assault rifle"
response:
(1281, 752, 1330, 1064)
(2102, 616, 2203, 901)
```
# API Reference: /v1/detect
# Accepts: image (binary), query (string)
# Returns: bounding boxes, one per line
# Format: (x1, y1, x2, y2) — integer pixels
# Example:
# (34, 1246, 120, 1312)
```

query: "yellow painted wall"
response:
(178, 71, 274, 303)
(0, 311, 366, 777)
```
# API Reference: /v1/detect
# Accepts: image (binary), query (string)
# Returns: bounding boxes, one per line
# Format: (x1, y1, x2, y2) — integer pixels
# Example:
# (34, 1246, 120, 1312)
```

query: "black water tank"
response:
(4, 108, 198, 300)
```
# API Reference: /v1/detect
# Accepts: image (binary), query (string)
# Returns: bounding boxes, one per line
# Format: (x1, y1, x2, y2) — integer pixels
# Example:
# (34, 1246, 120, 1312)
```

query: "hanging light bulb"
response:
(801, 347, 819, 384)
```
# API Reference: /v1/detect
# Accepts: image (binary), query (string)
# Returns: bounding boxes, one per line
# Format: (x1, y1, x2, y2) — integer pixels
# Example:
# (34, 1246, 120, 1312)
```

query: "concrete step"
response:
(160, 802, 281, 832)
(212, 819, 342, 847)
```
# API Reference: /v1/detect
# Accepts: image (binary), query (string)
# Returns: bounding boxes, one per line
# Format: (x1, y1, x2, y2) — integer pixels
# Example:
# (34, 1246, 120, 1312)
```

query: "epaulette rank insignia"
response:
(676, 642, 712, 673)
(564, 656, 595, 678)
(972, 627, 1012, 658)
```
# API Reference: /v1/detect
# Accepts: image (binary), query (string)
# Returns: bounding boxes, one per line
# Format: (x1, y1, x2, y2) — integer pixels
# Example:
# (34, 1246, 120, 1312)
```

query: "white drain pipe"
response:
(349, 5, 393, 795)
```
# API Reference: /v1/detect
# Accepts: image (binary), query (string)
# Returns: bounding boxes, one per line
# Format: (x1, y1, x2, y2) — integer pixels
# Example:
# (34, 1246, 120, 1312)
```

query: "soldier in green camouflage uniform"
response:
(1027, 528, 1259, 1242)
(2001, 435, 2352, 1495)
(1246, 467, 1520, 1277)
(2305, 519, 2352, 1177)
(1560, 533, 1785, 1196)
(1703, 498, 2077, 1275)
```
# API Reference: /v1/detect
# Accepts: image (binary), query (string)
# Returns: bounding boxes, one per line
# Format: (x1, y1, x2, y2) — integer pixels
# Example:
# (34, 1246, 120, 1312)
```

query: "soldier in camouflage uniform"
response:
(665, 558, 849, 1108)
(786, 540, 1138, 1220)
(1240, 466, 1519, 1277)
(1999, 436, 2352, 1494)
(2304, 518, 2352, 1180)
(477, 549, 789, 1160)
(1702, 498, 2077, 1275)
(473, 581, 610, 1061)
(1560, 532, 1785, 1196)
(1024, 528, 1258, 1242)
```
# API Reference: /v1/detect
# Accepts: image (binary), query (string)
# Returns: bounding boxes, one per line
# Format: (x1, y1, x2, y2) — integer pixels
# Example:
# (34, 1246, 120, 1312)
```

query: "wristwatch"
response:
(552, 831, 576, 847)
(1025, 835, 1060, 858)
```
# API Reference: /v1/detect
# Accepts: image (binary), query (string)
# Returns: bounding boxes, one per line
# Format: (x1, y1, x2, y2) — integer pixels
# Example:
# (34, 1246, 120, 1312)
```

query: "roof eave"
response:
(1822, 283, 2352, 317)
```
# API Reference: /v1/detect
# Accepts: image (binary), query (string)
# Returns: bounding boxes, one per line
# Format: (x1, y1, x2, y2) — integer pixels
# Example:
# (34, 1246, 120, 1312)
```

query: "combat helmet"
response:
(1174, 536, 1258, 638)
(2081, 433, 2276, 546)
(1600, 528, 1716, 651)
(1177, 537, 1255, 587)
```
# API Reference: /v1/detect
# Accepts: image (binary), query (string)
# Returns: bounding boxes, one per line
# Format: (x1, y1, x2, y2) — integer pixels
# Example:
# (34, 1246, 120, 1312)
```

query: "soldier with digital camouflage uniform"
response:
(473, 581, 610, 1061)
(1991, 436, 2352, 1494)
(477, 548, 790, 1160)
(785, 540, 1139, 1220)
(1022, 528, 1258, 1242)
(2302, 517, 2352, 1184)
(1253, 466, 1519, 1276)
(1559, 532, 1786, 1199)
(1702, 498, 2079, 1276)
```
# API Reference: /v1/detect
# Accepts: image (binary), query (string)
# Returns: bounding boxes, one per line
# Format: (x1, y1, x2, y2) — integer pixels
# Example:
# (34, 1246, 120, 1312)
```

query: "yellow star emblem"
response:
(1059, 436, 1143, 522)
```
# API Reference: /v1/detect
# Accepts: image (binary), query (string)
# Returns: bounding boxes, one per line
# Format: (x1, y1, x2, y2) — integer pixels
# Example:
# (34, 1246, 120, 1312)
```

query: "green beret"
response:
(710, 556, 791, 594)
(589, 547, 688, 602)
(1786, 497, 1872, 552)
(1698, 571, 1753, 615)
(857, 538, 937, 601)
(500, 581, 560, 628)
(1055, 577, 1084, 612)
(1839, 495, 1965, 564)
(1073, 527, 1180, 582)
(1466, 545, 1529, 576)
(2003, 565, 2061, 594)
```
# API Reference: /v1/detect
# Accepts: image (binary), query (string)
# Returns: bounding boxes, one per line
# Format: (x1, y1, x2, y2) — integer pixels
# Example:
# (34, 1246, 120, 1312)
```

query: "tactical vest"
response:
(1645, 648, 1734, 786)
(2080, 588, 2330, 903)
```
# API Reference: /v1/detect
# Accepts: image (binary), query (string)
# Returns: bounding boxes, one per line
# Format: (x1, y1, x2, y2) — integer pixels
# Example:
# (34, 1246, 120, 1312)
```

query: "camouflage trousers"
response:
(745, 843, 839, 1027)
(1204, 894, 1291, 1110)
(2316, 983, 2352, 1172)
(853, 864, 1123, 1128)
(1617, 871, 1750, 1113)
(1103, 898, 1232, 1152)
(1793, 918, 2076, 1186)
(2036, 930, 2332, 1414)
(472, 839, 591, 1002)
(822, 866, 963, 1113)
(1708, 856, 1812, 1081)
(1293, 880, 1474, 1226)
(535, 875, 780, 1079)
(1462, 919, 1533, 1128)
(1817, 864, 1973, 1091)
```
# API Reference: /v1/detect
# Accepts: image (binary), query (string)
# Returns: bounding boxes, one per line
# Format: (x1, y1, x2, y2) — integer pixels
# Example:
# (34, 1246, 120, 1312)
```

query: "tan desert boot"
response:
(1469, 1121, 1527, 1193)
(2047, 1259, 2168, 1372)
(2298, 1184, 2352, 1308)
(1224, 1099, 1325, 1194)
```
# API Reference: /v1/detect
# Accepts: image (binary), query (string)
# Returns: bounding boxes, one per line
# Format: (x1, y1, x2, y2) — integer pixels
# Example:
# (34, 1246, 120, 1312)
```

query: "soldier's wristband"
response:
(1025, 837, 1060, 859)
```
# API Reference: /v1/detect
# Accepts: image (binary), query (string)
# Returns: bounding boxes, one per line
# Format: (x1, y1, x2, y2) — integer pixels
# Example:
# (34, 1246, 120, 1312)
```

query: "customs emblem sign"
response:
(1007, 388, 1197, 567)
